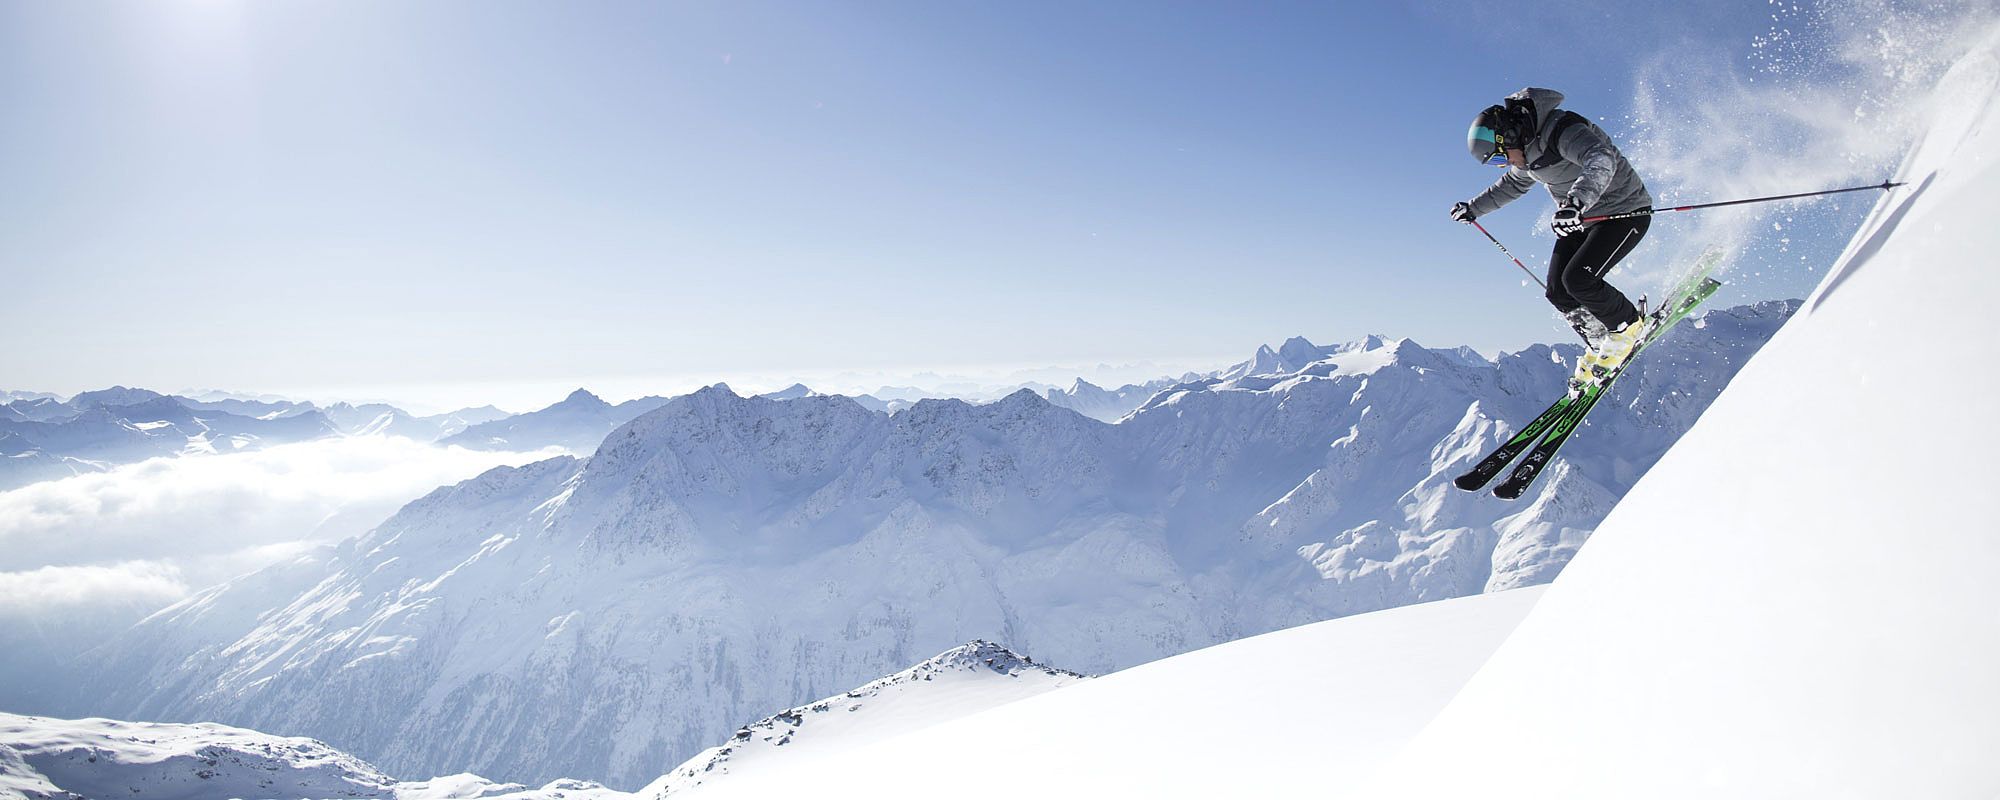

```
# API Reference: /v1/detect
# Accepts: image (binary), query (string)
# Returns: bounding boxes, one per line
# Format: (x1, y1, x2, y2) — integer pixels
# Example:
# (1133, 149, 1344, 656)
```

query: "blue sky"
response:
(0, 0, 1906, 410)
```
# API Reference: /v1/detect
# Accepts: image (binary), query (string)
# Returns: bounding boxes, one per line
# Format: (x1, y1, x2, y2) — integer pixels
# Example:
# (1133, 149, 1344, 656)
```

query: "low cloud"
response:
(0, 561, 190, 617)
(0, 435, 560, 616)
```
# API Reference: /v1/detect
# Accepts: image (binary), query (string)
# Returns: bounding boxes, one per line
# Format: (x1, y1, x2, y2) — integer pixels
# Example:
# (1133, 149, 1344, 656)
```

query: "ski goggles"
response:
(1470, 126, 1509, 166)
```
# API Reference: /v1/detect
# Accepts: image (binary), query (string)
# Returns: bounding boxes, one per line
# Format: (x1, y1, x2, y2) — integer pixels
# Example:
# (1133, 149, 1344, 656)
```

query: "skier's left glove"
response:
(1551, 203, 1584, 238)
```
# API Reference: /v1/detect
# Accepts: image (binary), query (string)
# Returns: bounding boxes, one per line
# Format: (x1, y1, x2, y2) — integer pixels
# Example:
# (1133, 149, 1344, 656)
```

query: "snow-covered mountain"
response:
(323, 402, 512, 441)
(1, 398, 76, 422)
(177, 395, 318, 421)
(1, 641, 1085, 800)
(0, 712, 632, 800)
(106, 397, 341, 454)
(0, 432, 98, 487)
(72, 300, 1788, 789)
(753, 384, 815, 401)
(651, 640, 1084, 797)
(437, 389, 670, 453)
(66, 386, 164, 411)
(1039, 377, 1180, 422)
(0, 713, 400, 800)
(0, 390, 349, 490)
(0, 390, 60, 404)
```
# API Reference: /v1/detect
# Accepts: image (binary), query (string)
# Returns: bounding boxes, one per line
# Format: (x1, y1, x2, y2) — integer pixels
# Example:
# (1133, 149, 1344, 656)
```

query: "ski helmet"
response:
(1467, 101, 1533, 166)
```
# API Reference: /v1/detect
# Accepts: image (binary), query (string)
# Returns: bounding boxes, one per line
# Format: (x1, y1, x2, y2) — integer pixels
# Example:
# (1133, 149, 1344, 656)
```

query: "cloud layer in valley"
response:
(0, 435, 561, 619)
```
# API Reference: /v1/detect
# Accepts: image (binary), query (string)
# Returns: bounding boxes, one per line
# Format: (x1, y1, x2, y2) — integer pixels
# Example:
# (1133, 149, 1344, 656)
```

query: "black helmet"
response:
(1467, 100, 1535, 166)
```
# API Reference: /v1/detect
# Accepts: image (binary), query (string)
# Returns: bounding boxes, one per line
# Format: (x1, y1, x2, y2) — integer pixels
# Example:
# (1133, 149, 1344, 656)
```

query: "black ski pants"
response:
(1546, 215, 1647, 329)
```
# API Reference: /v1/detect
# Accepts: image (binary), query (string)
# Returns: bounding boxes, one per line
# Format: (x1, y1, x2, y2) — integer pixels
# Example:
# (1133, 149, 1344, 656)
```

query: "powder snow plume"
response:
(1606, 0, 1998, 297)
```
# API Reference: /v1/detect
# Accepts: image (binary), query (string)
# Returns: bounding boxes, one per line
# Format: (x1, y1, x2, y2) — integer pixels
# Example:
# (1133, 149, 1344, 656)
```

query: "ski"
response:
(1452, 247, 1726, 494)
(1452, 393, 1579, 491)
(1492, 274, 1723, 500)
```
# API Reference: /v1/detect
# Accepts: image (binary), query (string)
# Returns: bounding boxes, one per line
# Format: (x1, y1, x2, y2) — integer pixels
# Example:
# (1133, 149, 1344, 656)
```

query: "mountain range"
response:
(0, 389, 515, 491)
(63, 300, 1794, 789)
(0, 639, 1081, 800)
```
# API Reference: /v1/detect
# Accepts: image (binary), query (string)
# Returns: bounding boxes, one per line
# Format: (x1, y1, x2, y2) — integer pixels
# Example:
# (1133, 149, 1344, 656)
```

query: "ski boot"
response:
(1582, 316, 1649, 377)
(1562, 308, 1607, 347)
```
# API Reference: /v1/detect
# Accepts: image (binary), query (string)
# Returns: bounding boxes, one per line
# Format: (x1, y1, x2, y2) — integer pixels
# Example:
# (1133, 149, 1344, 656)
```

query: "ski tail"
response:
(1493, 385, 1599, 500)
(1452, 394, 1576, 492)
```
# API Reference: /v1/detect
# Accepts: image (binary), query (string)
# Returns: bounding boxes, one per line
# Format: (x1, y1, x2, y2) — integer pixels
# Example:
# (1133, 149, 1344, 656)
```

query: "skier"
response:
(1451, 88, 1655, 367)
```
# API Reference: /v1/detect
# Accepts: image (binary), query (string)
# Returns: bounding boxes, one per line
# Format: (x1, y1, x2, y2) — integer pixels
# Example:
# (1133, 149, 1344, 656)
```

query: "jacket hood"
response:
(1507, 87, 1567, 140)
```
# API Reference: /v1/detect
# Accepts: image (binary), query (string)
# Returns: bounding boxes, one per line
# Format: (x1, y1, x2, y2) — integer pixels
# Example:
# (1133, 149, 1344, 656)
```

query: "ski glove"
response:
(1450, 202, 1475, 224)
(1551, 204, 1583, 238)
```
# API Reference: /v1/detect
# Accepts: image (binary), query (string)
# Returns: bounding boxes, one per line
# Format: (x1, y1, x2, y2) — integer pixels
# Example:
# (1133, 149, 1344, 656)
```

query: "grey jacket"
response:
(1466, 88, 1652, 220)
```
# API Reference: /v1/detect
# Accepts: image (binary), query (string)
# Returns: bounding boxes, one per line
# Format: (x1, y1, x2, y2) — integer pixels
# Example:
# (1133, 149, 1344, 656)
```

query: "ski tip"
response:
(1452, 474, 1487, 492)
(1492, 484, 1527, 501)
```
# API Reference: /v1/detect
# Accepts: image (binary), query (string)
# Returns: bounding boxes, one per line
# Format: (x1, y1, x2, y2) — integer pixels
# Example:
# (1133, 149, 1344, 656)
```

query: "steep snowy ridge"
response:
(1039, 377, 1179, 422)
(650, 641, 1085, 797)
(71, 304, 1791, 789)
(440, 389, 671, 453)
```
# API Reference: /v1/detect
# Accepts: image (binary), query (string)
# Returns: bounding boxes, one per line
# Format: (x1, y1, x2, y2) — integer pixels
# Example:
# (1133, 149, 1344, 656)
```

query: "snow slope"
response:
(678, 587, 1546, 800)
(650, 641, 1084, 797)
(1362, 26, 2000, 799)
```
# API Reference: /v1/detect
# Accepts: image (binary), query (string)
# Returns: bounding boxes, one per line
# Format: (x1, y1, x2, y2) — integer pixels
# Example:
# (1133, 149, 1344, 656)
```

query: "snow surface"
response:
(676, 587, 1545, 799)
(648, 641, 1084, 797)
(1361, 26, 2000, 798)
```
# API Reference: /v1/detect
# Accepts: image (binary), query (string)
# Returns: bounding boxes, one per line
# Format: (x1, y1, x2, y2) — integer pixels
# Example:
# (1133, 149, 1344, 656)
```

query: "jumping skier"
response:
(1451, 88, 1654, 368)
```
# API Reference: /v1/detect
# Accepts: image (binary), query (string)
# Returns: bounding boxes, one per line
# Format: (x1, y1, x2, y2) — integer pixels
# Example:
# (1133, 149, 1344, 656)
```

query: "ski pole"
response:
(1580, 179, 1904, 223)
(1468, 219, 1549, 291)
(1466, 220, 1601, 346)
